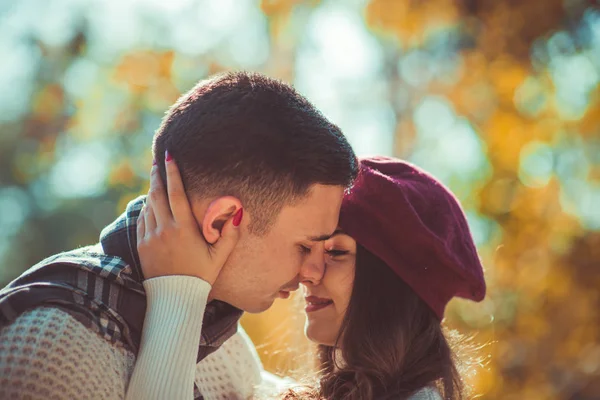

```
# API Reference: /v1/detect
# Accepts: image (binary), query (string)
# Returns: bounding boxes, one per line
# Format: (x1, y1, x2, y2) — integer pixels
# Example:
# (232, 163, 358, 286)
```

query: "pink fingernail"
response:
(152, 159, 157, 166)
(165, 150, 172, 162)
(232, 208, 243, 227)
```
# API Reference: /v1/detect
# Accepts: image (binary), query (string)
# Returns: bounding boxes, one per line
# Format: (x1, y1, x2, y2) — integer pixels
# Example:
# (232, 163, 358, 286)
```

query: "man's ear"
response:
(202, 196, 243, 245)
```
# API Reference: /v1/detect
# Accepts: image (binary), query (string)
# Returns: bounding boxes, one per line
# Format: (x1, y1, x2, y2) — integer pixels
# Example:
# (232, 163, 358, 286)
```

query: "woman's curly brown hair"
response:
(279, 245, 474, 400)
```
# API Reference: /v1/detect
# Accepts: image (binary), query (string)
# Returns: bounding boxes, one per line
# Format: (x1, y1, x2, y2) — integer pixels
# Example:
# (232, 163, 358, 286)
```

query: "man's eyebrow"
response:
(307, 229, 343, 242)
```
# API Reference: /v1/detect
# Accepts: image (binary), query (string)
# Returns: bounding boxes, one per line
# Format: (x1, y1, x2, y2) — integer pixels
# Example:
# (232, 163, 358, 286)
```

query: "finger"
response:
(164, 150, 194, 223)
(148, 165, 172, 227)
(144, 201, 157, 234)
(211, 208, 242, 266)
(137, 206, 146, 245)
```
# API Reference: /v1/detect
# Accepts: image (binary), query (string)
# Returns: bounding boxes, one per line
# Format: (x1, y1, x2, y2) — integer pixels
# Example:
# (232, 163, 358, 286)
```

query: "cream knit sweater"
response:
(0, 276, 263, 400)
(0, 275, 443, 400)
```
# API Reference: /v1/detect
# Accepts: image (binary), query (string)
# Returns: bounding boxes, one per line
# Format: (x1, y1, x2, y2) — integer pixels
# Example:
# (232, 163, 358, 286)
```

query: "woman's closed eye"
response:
(326, 249, 349, 258)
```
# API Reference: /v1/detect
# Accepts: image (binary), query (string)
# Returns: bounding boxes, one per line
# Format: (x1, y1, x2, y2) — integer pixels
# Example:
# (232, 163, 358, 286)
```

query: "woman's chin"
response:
(304, 322, 336, 347)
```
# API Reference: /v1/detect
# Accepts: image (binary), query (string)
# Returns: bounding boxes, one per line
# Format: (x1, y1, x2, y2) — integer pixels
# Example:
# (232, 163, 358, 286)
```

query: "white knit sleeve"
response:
(194, 325, 263, 400)
(125, 275, 211, 400)
(408, 386, 444, 400)
(0, 306, 135, 400)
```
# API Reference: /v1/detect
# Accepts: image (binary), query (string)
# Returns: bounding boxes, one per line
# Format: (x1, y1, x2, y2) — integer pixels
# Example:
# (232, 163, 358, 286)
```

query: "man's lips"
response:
(278, 284, 299, 299)
(304, 295, 333, 312)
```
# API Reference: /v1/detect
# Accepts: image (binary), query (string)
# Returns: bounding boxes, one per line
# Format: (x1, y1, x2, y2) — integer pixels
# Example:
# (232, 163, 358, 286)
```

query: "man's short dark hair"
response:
(153, 71, 358, 234)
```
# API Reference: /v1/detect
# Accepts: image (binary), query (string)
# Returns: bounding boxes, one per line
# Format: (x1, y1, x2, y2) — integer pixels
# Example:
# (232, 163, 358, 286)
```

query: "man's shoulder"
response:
(205, 324, 262, 367)
(0, 306, 133, 357)
(1, 244, 99, 283)
(195, 324, 263, 394)
(0, 306, 136, 399)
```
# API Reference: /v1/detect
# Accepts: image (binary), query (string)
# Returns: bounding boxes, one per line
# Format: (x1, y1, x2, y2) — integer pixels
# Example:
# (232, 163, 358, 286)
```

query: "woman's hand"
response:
(136, 151, 242, 285)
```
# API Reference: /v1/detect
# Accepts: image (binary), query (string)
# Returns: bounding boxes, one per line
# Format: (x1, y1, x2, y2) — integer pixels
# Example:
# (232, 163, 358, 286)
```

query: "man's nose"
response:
(299, 247, 326, 285)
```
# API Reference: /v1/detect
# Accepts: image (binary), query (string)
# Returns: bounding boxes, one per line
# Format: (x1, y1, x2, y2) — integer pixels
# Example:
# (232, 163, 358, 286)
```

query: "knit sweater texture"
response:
(0, 275, 443, 400)
(0, 275, 262, 400)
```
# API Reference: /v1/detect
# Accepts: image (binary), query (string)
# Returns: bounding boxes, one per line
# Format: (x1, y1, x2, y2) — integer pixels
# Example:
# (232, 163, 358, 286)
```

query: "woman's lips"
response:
(305, 295, 334, 313)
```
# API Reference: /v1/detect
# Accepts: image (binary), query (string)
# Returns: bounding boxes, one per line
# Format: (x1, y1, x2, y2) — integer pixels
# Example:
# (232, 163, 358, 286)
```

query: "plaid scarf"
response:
(0, 195, 243, 398)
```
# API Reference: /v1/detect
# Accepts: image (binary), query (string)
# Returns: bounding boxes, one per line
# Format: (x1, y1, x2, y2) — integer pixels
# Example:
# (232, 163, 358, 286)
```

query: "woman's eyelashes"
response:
(326, 249, 349, 257)
(301, 244, 349, 258)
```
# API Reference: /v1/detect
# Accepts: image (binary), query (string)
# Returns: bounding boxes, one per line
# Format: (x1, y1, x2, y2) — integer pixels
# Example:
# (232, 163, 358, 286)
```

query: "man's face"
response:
(210, 184, 345, 313)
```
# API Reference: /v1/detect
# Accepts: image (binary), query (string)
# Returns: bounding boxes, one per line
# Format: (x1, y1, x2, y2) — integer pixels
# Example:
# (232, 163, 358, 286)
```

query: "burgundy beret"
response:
(338, 156, 486, 319)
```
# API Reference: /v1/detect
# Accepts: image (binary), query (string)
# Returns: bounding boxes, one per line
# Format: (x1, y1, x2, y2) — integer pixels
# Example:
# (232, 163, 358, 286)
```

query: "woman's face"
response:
(302, 231, 357, 346)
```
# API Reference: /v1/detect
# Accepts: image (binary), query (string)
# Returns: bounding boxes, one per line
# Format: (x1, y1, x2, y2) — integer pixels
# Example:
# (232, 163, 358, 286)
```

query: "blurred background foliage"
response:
(1, 0, 599, 398)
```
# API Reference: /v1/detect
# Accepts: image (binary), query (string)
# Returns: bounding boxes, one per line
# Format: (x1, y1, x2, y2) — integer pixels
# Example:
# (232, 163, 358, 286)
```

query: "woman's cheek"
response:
(333, 263, 355, 314)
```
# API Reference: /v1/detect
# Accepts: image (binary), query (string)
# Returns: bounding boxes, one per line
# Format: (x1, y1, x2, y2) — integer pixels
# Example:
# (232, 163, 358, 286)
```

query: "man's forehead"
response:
(275, 189, 343, 241)
(306, 229, 343, 242)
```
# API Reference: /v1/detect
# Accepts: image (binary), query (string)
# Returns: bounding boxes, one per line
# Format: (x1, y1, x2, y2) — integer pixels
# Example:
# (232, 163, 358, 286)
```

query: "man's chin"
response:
(225, 293, 279, 313)
(242, 298, 275, 314)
